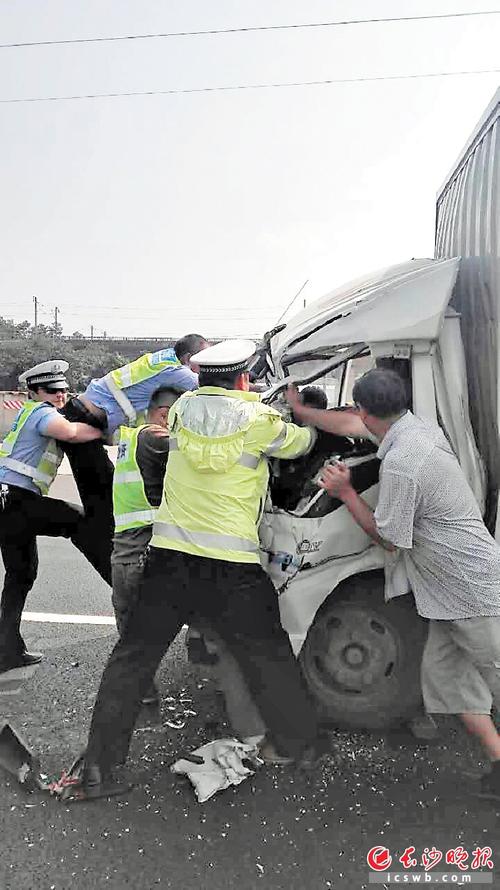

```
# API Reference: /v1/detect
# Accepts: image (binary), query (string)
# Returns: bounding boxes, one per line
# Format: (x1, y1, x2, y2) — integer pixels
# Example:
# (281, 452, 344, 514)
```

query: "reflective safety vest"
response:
(104, 349, 180, 426)
(0, 401, 63, 495)
(151, 387, 314, 564)
(113, 425, 157, 532)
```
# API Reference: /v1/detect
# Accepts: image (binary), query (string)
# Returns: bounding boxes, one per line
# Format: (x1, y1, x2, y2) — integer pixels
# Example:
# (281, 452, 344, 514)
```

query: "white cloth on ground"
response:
(170, 738, 262, 803)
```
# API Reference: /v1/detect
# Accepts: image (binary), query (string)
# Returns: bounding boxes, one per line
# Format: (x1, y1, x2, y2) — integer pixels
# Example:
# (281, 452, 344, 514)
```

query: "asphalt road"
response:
(0, 508, 499, 888)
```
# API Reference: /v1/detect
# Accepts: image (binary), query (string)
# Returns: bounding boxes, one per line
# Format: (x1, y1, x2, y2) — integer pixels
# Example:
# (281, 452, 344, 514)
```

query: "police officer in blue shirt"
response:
(59, 334, 208, 586)
(0, 361, 108, 674)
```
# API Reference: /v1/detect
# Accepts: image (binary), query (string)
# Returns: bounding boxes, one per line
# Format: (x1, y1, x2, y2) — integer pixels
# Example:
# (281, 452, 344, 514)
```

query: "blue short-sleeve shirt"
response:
(83, 353, 198, 434)
(0, 404, 57, 494)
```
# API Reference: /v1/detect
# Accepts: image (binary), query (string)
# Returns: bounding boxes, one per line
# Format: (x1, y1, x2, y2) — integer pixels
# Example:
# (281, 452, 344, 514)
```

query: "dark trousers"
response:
(86, 548, 319, 769)
(60, 397, 114, 584)
(111, 559, 144, 638)
(0, 486, 110, 665)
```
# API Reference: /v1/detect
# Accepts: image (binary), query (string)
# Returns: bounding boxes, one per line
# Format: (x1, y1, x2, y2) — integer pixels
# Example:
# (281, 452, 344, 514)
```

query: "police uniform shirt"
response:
(0, 404, 58, 495)
(83, 349, 198, 435)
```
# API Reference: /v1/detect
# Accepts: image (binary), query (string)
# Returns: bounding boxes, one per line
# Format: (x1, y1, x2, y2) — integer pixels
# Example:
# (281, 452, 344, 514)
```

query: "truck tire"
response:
(299, 571, 428, 730)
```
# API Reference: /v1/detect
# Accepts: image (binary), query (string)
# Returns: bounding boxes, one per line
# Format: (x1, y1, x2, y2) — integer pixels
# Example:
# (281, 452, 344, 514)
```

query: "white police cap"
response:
(19, 360, 70, 389)
(191, 339, 256, 374)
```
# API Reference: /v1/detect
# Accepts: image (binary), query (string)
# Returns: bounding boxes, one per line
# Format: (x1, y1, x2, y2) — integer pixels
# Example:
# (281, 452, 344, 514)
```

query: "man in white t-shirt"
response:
(308, 368, 500, 802)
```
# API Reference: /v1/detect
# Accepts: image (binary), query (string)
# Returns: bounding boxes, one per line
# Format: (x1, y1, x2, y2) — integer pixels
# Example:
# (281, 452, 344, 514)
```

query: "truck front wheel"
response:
(300, 572, 428, 730)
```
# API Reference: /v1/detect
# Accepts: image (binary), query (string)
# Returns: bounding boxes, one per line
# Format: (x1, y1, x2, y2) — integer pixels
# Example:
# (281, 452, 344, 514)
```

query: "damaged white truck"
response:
(254, 88, 500, 731)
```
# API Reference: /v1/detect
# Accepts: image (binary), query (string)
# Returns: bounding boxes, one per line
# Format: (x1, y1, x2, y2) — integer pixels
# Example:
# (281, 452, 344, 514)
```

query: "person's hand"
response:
(319, 462, 352, 499)
(285, 385, 303, 412)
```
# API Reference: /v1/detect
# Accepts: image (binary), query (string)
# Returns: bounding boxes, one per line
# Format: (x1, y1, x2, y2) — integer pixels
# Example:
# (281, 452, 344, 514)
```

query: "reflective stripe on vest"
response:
(114, 508, 157, 527)
(103, 374, 137, 424)
(168, 437, 259, 469)
(113, 470, 143, 484)
(0, 401, 62, 494)
(113, 425, 156, 532)
(44, 449, 61, 464)
(0, 457, 53, 486)
(153, 521, 259, 554)
(263, 424, 288, 455)
(238, 452, 259, 469)
(104, 351, 181, 426)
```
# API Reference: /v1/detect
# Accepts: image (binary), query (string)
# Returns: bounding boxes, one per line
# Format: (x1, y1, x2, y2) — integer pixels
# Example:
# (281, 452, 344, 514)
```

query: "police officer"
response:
(76, 334, 208, 434)
(57, 340, 324, 799)
(111, 385, 181, 707)
(59, 334, 209, 583)
(0, 361, 108, 673)
(113, 383, 268, 732)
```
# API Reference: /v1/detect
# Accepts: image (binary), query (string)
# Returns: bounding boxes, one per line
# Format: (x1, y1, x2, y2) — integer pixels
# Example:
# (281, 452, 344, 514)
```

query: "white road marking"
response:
(23, 612, 116, 626)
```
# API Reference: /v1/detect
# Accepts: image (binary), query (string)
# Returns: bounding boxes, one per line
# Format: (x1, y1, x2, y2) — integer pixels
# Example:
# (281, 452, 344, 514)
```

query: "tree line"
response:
(0, 317, 128, 391)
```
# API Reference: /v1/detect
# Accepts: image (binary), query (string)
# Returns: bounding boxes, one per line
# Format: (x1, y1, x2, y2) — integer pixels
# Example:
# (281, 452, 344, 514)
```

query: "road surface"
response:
(0, 479, 498, 888)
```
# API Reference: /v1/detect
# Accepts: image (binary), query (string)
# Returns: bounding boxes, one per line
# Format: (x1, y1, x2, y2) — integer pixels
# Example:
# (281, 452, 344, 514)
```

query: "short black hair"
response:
(149, 385, 182, 409)
(198, 368, 242, 389)
(174, 334, 207, 361)
(352, 368, 409, 419)
(300, 385, 328, 410)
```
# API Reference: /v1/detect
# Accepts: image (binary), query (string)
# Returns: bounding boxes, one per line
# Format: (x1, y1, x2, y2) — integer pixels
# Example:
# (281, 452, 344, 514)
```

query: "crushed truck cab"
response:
(256, 90, 500, 730)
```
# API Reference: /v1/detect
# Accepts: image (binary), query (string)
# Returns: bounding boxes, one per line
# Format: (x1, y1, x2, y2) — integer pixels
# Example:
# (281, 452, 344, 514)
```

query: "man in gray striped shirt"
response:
(292, 368, 500, 801)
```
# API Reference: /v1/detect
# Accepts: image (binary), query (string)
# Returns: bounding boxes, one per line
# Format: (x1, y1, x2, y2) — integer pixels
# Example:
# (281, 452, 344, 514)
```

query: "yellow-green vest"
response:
(113, 425, 157, 532)
(104, 351, 180, 425)
(0, 401, 63, 495)
(151, 387, 313, 564)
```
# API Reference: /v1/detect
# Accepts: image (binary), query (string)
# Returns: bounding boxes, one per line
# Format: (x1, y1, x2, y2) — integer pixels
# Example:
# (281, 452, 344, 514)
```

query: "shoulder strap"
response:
(104, 374, 137, 423)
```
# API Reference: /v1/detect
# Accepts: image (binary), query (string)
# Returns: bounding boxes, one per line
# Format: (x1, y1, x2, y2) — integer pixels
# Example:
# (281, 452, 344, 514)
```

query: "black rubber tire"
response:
(300, 571, 428, 730)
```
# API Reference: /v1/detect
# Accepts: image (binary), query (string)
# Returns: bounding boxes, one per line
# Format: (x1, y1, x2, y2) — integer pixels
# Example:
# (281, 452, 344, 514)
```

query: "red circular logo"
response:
(367, 846, 393, 871)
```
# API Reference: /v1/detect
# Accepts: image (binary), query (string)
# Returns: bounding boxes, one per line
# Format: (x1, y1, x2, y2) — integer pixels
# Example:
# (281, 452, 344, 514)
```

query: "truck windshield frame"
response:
(263, 343, 368, 403)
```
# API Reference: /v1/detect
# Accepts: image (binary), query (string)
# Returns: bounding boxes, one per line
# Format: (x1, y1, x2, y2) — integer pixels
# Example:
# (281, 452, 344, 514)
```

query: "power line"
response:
(1, 308, 279, 320)
(1, 66, 499, 105)
(1, 10, 498, 50)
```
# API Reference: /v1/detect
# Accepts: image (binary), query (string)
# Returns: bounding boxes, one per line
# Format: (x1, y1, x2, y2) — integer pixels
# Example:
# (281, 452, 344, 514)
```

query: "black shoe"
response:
(0, 651, 43, 673)
(476, 762, 500, 802)
(51, 755, 132, 802)
(20, 651, 43, 666)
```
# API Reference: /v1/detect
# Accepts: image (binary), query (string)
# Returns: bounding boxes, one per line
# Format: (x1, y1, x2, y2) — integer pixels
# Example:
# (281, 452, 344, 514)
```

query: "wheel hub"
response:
(309, 603, 399, 696)
(342, 643, 367, 667)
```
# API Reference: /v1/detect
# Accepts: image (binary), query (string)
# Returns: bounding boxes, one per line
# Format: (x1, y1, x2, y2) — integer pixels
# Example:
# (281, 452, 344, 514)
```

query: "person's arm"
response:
(286, 385, 369, 438)
(319, 463, 395, 551)
(262, 416, 317, 460)
(43, 414, 103, 444)
(136, 426, 171, 507)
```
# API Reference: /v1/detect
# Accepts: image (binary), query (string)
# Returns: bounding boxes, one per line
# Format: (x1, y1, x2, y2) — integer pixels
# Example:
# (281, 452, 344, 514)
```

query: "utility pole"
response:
(33, 295, 38, 331)
(90, 325, 94, 340)
(54, 306, 59, 335)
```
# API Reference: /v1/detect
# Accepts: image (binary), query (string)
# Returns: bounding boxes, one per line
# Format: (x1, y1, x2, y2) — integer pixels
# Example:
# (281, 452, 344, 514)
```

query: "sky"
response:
(0, 0, 499, 340)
